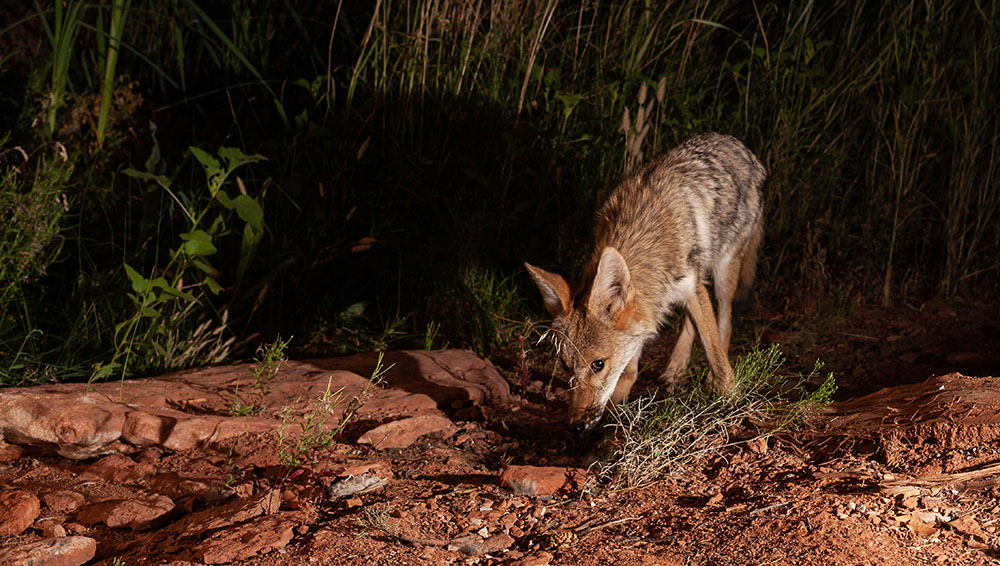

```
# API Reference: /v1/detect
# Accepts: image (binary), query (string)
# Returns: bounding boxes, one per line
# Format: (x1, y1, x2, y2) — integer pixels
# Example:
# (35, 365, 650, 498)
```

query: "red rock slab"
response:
(0, 350, 506, 459)
(509, 551, 555, 566)
(42, 490, 86, 513)
(75, 494, 176, 531)
(0, 489, 41, 535)
(0, 392, 131, 458)
(308, 349, 512, 408)
(80, 452, 155, 483)
(195, 512, 298, 564)
(357, 414, 459, 449)
(0, 536, 96, 566)
(0, 389, 279, 459)
(500, 466, 587, 496)
(197, 489, 282, 532)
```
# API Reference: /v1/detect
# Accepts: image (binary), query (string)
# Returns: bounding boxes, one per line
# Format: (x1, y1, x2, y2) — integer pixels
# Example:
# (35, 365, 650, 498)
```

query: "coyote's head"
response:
(526, 247, 651, 434)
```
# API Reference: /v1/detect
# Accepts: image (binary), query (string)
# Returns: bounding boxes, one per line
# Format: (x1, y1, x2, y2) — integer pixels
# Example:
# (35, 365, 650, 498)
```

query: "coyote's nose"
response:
(568, 421, 587, 435)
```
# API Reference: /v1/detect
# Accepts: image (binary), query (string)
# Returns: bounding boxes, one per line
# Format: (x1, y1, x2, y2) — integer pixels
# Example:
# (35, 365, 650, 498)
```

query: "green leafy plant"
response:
(95, 145, 266, 383)
(229, 335, 290, 416)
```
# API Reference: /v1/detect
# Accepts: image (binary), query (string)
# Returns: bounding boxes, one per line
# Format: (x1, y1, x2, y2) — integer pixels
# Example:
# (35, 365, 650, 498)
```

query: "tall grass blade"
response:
(96, 0, 129, 147)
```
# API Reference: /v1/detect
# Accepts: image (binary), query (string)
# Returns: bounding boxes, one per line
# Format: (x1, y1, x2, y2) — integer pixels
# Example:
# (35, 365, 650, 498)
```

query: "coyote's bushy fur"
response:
(526, 132, 765, 433)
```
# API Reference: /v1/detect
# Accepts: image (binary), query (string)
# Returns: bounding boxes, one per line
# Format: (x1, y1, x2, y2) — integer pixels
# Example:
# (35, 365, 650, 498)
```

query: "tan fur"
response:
(526, 133, 766, 432)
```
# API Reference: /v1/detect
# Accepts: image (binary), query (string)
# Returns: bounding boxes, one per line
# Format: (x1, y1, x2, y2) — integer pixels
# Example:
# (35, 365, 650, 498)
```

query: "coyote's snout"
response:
(526, 132, 765, 433)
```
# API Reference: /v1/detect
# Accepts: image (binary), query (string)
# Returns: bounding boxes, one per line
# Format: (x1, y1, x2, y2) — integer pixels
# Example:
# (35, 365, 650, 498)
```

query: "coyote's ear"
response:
(588, 247, 634, 324)
(525, 262, 572, 318)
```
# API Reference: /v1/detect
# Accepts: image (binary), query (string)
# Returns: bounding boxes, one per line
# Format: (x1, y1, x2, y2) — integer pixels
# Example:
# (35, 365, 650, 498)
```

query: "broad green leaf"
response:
(242, 223, 263, 247)
(189, 146, 221, 174)
(141, 305, 161, 318)
(192, 259, 214, 274)
(218, 146, 266, 174)
(190, 146, 225, 196)
(215, 189, 234, 209)
(231, 194, 264, 232)
(154, 280, 196, 301)
(181, 230, 217, 257)
(344, 302, 366, 317)
(204, 275, 223, 295)
(123, 264, 151, 293)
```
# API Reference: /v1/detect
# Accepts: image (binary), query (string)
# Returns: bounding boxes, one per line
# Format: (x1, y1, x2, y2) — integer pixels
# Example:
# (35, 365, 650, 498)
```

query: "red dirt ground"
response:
(1, 299, 998, 565)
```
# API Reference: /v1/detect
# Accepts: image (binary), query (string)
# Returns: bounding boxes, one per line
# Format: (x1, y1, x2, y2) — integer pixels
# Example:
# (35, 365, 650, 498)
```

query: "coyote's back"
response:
(595, 132, 765, 322)
(527, 132, 766, 433)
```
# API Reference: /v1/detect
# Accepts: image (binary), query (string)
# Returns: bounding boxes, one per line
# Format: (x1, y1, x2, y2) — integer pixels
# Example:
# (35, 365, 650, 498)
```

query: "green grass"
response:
(228, 335, 289, 416)
(0, 1, 997, 383)
(277, 351, 393, 467)
(599, 344, 836, 488)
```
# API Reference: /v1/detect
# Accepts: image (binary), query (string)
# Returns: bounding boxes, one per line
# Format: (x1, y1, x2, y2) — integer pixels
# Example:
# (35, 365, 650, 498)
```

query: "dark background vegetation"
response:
(1, 1, 997, 385)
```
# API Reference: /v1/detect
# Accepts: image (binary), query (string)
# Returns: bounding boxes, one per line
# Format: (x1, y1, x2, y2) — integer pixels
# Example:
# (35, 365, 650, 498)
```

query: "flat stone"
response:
(509, 551, 554, 566)
(162, 415, 276, 452)
(500, 466, 587, 496)
(195, 512, 297, 564)
(197, 489, 282, 532)
(76, 494, 176, 531)
(483, 532, 516, 553)
(0, 490, 41, 535)
(948, 515, 990, 541)
(169, 489, 282, 543)
(0, 392, 129, 458)
(358, 414, 458, 449)
(309, 349, 512, 409)
(81, 452, 154, 483)
(326, 473, 388, 499)
(121, 410, 173, 446)
(43, 490, 86, 513)
(0, 536, 96, 566)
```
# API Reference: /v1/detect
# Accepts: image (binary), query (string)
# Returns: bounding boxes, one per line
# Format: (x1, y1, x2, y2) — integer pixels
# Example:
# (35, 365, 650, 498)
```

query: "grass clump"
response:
(277, 352, 393, 467)
(355, 502, 393, 537)
(228, 335, 290, 416)
(600, 344, 835, 488)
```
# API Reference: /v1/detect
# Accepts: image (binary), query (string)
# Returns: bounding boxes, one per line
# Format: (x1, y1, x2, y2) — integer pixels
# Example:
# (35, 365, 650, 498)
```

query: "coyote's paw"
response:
(704, 374, 736, 396)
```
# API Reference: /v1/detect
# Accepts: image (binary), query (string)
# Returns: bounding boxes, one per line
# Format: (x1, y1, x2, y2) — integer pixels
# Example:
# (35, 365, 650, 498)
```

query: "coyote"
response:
(526, 132, 765, 433)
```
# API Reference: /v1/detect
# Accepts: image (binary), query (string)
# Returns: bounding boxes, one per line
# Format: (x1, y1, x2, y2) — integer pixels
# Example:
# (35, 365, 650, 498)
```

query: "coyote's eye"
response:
(590, 359, 605, 373)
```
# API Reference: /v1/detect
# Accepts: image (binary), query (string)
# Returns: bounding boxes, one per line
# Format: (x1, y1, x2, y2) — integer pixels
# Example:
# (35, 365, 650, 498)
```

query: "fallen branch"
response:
(882, 462, 1000, 487)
